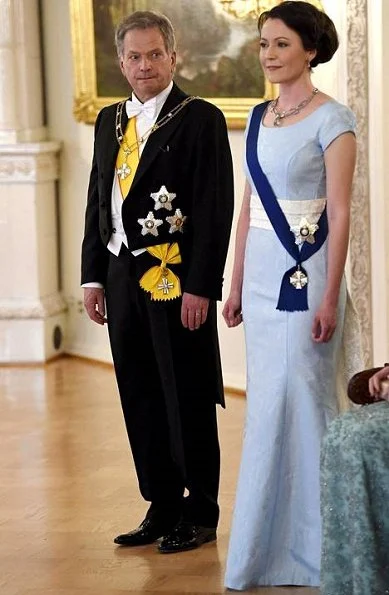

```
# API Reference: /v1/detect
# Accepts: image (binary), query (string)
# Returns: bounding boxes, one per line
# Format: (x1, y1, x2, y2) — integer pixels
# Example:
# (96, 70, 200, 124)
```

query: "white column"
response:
(346, 0, 372, 365)
(0, 0, 66, 362)
(0, 0, 47, 143)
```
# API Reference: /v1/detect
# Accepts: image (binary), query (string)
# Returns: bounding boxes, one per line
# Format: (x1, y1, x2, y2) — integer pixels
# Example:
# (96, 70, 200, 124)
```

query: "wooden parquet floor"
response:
(0, 357, 319, 595)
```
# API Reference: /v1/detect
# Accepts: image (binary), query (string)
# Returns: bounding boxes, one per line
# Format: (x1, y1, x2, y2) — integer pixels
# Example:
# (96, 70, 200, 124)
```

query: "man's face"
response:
(120, 27, 176, 102)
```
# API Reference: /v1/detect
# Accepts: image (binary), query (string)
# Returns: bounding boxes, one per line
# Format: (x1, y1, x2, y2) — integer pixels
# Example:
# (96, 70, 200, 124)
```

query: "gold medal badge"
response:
(139, 243, 182, 301)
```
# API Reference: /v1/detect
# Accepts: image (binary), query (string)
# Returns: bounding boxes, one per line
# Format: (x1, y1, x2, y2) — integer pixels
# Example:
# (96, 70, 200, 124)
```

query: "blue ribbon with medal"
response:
(246, 101, 328, 312)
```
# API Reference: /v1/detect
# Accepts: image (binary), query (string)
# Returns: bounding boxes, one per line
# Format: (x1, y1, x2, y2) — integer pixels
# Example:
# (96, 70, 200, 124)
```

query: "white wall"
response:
(368, 0, 389, 365)
(41, 0, 347, 390)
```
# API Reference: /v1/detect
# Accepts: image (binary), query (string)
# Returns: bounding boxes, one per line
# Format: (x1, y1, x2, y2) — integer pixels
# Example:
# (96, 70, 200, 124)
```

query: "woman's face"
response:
(259, 18, 316, 85)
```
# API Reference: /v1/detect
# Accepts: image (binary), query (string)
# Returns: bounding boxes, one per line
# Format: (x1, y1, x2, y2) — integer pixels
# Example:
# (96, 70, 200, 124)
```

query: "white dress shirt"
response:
(83, 81, 173, 288)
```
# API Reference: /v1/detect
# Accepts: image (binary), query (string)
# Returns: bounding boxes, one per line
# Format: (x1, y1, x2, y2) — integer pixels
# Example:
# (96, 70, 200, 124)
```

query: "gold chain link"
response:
(115, 95, 200, 155)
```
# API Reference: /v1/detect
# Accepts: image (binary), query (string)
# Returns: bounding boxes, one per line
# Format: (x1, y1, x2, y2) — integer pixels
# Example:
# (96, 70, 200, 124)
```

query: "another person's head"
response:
(257, 1, 338, 85)
(115, 11, 176, 102)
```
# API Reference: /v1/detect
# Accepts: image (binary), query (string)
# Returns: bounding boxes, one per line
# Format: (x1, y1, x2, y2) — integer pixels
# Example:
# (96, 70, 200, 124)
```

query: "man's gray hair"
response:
(115, 11, 176, 58)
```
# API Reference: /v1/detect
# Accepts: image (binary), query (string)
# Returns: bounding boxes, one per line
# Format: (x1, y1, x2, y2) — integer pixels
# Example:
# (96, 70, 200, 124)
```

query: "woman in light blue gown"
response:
(321, 366, 389, 595)
(223, 2, 357, 590)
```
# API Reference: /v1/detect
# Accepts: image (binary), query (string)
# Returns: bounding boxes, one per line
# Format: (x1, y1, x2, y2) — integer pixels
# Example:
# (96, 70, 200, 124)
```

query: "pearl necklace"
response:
(269, 87, 319, 127)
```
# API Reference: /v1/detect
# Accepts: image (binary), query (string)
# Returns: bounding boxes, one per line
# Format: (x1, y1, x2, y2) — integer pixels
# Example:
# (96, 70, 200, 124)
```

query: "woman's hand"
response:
(222, 292, 243, 328)
(311, 300, 337, 343)
(369, 365, 389, 400)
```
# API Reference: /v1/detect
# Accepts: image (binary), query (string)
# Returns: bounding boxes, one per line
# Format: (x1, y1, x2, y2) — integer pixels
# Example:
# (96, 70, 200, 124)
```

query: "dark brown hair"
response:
(258, 1, 338, 67)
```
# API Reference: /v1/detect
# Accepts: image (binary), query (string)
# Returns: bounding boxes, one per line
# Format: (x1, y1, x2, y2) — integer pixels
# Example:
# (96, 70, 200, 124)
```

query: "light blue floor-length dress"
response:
(225, 101, 356, 590)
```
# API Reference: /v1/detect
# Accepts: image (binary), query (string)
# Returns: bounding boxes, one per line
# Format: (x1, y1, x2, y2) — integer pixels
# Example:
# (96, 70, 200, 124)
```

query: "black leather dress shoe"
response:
(158, 522, 217, 553)
(114, 518, 171, 546)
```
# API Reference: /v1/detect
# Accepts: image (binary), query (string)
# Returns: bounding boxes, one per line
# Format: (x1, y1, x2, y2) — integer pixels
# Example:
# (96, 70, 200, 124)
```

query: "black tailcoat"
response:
(81, 83, 234, 527)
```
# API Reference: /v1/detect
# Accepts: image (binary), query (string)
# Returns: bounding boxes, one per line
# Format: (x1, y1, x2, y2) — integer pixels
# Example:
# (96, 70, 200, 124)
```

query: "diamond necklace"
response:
(269, 87, 319, 127)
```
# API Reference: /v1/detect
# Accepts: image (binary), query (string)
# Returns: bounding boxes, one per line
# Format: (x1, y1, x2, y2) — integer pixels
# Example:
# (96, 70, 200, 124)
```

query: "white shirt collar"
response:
(128, 81, 173, 119)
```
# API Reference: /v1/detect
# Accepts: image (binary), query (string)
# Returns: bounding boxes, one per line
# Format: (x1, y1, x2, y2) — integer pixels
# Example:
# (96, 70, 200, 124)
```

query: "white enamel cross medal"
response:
(290, 267, 308, 290)
(157, 277, 174, 294)
(117, 163, 131, 179)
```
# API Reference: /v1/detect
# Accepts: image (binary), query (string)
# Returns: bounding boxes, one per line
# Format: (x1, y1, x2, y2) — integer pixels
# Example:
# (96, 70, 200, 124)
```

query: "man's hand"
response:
(84, 287, 107, 325)
(181, 292, 209, 331)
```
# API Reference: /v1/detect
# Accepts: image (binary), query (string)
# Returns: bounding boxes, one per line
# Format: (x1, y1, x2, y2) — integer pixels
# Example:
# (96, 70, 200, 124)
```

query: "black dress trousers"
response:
(104, 247, 222, 528)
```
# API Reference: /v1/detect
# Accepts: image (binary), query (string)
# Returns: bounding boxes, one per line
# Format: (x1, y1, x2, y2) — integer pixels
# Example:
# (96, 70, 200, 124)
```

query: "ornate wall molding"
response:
(0, 142, 61, 183)
(347, 0, 372, 365)
(0, 294, 67, 320)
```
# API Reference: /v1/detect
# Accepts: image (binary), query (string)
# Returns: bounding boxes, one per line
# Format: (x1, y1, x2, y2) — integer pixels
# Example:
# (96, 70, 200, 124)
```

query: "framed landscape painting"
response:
(70, 0, 322, 128)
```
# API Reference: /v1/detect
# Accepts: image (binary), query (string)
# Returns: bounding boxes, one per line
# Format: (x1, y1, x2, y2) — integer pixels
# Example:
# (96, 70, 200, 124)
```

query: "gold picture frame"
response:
(70, 0, 323, 129)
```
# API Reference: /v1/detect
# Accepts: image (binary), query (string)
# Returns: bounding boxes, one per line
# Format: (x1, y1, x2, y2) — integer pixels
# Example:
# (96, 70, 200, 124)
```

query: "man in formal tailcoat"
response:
(81, 10, 234, 553)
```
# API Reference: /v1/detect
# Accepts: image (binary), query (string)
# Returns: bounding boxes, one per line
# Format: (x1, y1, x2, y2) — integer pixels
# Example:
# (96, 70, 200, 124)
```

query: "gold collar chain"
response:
(115, 95, 199, 156)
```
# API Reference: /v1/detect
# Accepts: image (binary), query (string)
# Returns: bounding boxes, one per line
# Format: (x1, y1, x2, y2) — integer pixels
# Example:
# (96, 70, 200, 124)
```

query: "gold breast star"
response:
(150, 185, 176, 211)
(166, 209, 187, 234)
(290, 217, 319, 246)
(137, 212, 163, 237)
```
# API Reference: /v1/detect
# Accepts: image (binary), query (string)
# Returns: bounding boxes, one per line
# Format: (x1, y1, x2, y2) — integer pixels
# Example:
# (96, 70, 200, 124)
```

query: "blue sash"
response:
(246, 102, 328, 311)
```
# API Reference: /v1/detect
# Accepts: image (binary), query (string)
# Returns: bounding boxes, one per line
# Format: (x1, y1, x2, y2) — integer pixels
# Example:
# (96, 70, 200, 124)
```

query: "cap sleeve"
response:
(319, 103, 356, 151)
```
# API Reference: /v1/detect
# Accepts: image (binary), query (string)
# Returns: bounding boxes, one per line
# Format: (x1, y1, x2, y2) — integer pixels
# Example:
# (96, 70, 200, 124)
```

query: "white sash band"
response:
(250, 195, 327, 230)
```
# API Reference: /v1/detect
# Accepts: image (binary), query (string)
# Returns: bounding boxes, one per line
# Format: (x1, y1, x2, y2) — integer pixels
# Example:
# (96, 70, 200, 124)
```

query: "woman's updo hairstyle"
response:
(257, 1, 339, 67)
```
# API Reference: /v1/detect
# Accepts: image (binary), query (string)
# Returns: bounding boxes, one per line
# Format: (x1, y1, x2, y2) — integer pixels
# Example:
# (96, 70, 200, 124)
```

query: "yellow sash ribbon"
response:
(116, 116, 139, 199)
(139, 243, 182, 301)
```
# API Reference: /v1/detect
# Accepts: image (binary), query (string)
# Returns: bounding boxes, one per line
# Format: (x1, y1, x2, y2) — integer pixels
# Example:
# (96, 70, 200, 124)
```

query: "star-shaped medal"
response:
(150, 185, 176, 211)
(117, 163, 131, 179)
(166, 209, 187, 234)
(290, 217, 319, 246)
(137, 212, 163, 237)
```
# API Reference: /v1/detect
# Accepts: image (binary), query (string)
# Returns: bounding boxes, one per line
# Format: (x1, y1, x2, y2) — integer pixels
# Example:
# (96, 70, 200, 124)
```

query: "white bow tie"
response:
(125, 97, 157, 120)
